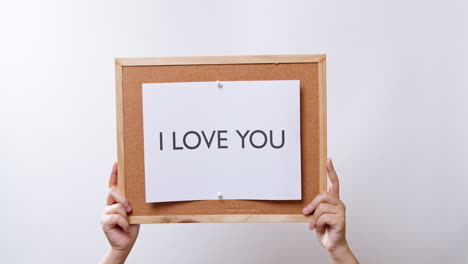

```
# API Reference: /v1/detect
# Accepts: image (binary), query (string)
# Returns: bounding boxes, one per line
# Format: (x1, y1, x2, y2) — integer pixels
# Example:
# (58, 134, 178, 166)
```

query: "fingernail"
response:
(309, 223, 315, 230)
(127, 205, 132, 213)
(303, 207, 310, 214)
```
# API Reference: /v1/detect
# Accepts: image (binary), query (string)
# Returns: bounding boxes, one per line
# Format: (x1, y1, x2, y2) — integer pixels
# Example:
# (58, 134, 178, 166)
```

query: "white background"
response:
(1, 0, 467, 263)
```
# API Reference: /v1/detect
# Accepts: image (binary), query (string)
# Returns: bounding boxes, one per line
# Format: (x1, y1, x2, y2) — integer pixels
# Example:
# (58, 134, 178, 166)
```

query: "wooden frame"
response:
(115, 55, 327, 224)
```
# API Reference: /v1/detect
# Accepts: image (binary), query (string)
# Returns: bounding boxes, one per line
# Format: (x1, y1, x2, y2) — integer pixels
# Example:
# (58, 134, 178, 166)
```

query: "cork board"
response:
(115, 55, 327, 224)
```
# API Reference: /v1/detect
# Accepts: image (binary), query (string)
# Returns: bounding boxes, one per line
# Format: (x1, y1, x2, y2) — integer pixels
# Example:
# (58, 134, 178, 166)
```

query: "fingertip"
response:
(109, 162, 119, 188)
(112, 162, 118, 176)
(327, 158, 334, 170)
(127, 204, 132, 213)
(309, 222, 315, 230)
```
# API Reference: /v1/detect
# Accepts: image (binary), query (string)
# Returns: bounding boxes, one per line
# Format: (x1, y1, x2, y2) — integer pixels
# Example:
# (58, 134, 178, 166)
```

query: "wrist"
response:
(327, 241, 358, 264)
(100, 247, 131, 264)
(327, 239, 349, 254)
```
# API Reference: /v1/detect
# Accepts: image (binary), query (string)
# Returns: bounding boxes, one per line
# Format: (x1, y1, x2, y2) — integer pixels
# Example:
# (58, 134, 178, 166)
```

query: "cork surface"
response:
(121, 63, 321, 216)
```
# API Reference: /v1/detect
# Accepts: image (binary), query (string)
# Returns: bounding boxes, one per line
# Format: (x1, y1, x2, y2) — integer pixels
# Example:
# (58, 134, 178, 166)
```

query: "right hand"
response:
(100, 162, 140, 261)
(303, 158, 359, 264)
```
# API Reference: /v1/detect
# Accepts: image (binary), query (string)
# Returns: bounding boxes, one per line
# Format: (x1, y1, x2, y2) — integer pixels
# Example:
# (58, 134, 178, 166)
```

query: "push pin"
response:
(216, 80, 223, 88)
(217, 192, 223, 199)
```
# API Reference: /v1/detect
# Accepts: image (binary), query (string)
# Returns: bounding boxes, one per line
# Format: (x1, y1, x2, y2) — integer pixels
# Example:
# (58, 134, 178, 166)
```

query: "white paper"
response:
(142, 80, 301, 203)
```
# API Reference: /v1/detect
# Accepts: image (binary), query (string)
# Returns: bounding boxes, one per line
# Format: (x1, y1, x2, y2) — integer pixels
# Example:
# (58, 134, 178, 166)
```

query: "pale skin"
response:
(303, 158, 359, 263)
(100, 158, 358, 264)
(100, 163, 140, 264)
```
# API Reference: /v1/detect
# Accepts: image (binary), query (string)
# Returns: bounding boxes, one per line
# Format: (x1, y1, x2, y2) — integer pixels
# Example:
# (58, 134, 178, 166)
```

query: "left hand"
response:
(100, 162, 140, 264)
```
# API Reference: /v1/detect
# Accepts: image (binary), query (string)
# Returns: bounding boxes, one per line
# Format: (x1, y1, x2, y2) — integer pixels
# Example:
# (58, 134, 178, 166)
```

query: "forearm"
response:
(328, 242, 359, 264)
(100, 248, 131, 264)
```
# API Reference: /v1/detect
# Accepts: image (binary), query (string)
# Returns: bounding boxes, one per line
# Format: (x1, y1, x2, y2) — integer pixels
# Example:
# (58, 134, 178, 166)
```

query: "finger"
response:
(327, 158, 340, 198)
(303, 192, 340, 215)
(101, 214, 130, 233)
(310, 203, 340, 223)
(107, 187, 131, 213)
(312, 213, 339, 232)
(104, 203, 128, 218)
(109, 162, 118, 188)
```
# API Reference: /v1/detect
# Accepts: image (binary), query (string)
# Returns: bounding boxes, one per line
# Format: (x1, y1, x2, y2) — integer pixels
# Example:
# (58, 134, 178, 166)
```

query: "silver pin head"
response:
(217, 192, 223, 199)
(217, 80, 223, 88)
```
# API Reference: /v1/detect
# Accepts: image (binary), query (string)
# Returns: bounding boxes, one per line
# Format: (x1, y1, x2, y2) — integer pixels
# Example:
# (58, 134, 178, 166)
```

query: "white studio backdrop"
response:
(1, 0, 467, 263)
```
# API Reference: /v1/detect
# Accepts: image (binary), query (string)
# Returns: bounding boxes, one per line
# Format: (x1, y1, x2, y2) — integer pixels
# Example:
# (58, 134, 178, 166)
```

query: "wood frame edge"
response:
(129, 214, 312, 224)
(115, 60, 126, 195)
(318, 56, 328, 193)
(116, 54, 326, 66)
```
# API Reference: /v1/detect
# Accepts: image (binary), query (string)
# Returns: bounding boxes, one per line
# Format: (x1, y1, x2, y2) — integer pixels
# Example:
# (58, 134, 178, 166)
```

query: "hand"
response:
(303, 158, 358, 264)
(100, 162, 140, 264)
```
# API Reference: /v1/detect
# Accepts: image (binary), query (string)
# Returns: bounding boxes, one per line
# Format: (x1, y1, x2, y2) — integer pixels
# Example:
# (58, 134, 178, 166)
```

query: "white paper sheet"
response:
(142, 80, 301, 203)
